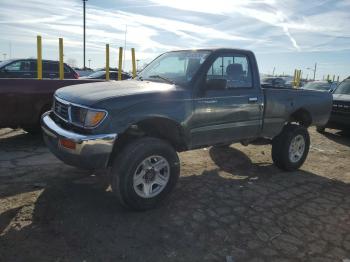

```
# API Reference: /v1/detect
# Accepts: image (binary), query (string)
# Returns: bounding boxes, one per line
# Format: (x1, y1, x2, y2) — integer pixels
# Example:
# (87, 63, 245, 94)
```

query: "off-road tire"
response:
(272, 124, 310, 171)
(111, 137, 180, 211)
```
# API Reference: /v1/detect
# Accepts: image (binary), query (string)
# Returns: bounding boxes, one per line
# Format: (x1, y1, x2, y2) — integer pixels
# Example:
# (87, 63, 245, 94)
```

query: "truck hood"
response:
(55, 80, 177, 106)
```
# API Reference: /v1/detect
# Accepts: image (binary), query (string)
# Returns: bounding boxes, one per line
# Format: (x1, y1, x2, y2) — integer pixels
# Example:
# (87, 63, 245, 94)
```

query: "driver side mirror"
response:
(206, 78, 227, 91)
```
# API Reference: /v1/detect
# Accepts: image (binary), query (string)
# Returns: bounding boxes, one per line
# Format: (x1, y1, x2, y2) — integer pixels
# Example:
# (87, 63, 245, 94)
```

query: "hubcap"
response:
(288, 134, 305, 163)
(133, 155, 170, 198)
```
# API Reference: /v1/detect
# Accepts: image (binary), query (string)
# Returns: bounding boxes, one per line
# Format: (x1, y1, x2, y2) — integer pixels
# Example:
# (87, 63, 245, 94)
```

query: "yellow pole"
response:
(332, 75, 335, 82)
(327, 74, 330, 81)
(337, 76, 339, 83)
(118, 47, 123, 81)
(37, 35, 42, 80)
(59, 38, 64, 80)
(106, 44, 110, 81)
(296, 70, 301, 88)
(293, 69, 297, 88)
(131, 48, 136, 78)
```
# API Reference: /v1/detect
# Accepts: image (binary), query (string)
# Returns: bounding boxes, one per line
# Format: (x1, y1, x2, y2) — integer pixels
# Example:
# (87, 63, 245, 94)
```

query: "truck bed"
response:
(261, 88, 333, 138)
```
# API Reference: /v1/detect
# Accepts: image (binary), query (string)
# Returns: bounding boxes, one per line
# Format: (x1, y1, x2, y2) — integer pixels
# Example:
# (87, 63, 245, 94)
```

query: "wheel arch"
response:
(289, 108, 312, 127)
(108, 116, 188, 166)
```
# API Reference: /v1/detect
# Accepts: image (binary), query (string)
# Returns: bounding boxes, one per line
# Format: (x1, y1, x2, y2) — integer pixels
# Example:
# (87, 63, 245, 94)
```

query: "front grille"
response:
(53, 97, 69, 121)
(50, 111, 90, 135)
(332, 101, 350, 115)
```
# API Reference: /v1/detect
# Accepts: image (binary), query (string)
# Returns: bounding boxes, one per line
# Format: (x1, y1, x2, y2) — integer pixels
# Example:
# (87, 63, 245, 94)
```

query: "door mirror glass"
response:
(206, 78, 227, 90)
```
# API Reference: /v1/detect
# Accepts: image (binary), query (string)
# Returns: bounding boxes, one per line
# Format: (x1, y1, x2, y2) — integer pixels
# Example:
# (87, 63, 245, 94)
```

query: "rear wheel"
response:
(111, 137, 180, 211)
(272, 124, 310, 171)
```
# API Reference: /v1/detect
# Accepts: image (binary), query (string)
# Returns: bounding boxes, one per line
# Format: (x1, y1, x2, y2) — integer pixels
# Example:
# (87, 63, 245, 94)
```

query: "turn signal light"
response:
(85, 111, 106, 127)
(59, 138, 76, 150)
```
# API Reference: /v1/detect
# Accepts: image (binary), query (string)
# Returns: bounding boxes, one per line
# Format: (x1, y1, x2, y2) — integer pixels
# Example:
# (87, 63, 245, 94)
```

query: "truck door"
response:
(190, 53, 263, 147)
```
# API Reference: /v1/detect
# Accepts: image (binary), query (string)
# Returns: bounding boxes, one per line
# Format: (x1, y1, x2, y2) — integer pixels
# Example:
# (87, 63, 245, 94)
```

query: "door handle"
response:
(248, 97, 258, 103)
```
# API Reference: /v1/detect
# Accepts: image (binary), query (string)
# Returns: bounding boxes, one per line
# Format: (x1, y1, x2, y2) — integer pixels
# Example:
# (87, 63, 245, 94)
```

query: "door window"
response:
(43, 62, 59, 72)
(30, 61, 37, 72)
(4, 60, 33, 73)
(207, 54, 253, 89)
(63, 64, 70, 73)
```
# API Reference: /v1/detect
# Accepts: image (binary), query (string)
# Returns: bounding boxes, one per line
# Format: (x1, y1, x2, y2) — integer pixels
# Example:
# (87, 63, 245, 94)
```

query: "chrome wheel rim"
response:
(133, 155, 170, 198)
(288, 134, 305, 163)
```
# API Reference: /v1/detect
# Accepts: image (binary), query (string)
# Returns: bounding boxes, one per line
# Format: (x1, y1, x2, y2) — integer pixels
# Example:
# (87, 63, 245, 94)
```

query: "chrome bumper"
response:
(41, 111, 117, 169)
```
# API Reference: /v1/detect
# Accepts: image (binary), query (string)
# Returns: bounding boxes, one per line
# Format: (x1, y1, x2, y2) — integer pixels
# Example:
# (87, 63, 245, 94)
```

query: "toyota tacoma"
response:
(41, 48, 332, 210)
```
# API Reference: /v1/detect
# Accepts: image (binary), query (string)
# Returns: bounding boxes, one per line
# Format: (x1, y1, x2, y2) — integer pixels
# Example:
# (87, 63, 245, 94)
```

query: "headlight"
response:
(71, 106, 107, 128)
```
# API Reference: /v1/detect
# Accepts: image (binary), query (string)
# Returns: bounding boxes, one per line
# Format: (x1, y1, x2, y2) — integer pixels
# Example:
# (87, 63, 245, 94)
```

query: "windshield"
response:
(334, 80, 350, 94)
(262, 78, 274, 83)
(87, 71, 105, 78)
(303, 82, 330, 91)
(0, 60, 13, 68)
(139, 50, 211, 85)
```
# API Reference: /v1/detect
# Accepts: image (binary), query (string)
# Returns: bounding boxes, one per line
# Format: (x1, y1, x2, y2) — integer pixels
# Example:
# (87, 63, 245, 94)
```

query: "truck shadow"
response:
(321, 129, 350, 147)
(0, 130, 92, 199)
(209, 145, 278, 177)
(0, 130, 44, 148)
(1, 147, 349, 261)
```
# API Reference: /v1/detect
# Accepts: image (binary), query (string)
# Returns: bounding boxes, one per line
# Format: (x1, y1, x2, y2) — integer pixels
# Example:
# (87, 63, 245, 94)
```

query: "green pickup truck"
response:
(41, 48, 332, 210)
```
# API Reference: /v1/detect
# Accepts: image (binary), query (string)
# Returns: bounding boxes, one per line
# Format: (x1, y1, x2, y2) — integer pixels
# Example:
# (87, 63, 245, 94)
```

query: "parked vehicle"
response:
(261, 77, 287, 88)
(81, 70, 131, 80)
(0, 79, 101, 133)
(0, 59, 79, 79)
(317, 79, 350, 132)
(302, 81, 337, 92)
(41, 48, 332, 210)
(73, 68, 93, 77)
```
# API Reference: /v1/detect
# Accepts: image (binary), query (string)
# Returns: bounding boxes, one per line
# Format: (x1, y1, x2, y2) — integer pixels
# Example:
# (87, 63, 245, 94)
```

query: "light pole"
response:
(123, 24, 127, 69)
(307, 62, 317, 80)
(136, 59, 140, 71)
(83, 0, 88, 70)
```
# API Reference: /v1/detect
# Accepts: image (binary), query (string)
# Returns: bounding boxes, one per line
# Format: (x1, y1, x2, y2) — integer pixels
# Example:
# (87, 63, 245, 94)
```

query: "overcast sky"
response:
(0, 0, 349, 79)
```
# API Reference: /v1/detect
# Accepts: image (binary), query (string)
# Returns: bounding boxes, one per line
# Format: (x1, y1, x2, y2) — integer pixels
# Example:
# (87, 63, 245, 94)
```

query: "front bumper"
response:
(41, 111, 117, 169)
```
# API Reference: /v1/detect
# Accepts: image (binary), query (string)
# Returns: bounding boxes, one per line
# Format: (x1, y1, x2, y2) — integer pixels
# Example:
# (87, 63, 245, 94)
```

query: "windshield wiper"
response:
(148, 75, 174, 84)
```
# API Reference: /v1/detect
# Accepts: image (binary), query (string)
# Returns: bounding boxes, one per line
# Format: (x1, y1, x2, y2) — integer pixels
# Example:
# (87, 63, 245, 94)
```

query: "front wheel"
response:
(111, 137, 180, 211)
(272, 124, 310, 171)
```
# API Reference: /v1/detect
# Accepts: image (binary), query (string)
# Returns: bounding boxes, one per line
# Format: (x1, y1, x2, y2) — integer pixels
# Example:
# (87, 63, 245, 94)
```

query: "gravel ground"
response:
(0, 127, 349, 262)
